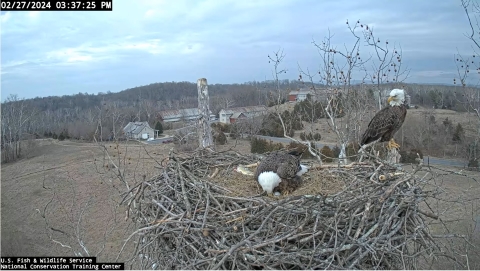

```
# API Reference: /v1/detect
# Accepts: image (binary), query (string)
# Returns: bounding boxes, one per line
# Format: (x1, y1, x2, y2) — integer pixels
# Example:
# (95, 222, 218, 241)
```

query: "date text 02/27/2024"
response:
(0, 0, 112, 11)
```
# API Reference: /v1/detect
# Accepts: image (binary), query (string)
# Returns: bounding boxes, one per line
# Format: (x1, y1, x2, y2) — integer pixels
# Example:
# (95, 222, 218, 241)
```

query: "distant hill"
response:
(1, 80, 477, 144)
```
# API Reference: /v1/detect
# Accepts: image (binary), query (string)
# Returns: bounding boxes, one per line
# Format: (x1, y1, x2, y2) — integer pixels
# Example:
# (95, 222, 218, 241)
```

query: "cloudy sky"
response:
(0, 0, 477, 101)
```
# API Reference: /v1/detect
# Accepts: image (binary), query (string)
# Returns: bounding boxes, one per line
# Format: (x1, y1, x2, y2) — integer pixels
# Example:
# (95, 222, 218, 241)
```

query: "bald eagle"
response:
(254, 149, 309, 197)
(360, 89, 407, 150)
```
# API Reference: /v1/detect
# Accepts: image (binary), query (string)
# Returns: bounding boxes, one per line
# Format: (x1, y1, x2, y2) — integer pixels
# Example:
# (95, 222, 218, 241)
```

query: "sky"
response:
(0, 0, 478, 101)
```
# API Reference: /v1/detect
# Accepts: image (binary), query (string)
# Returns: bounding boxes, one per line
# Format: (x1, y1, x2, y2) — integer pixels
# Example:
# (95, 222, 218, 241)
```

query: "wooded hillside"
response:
(1, 79, 478, 163)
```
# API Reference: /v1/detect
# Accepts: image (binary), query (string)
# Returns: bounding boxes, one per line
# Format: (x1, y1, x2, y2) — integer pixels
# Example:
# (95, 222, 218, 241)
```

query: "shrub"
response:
(320, 146, 334, 163)
(299, 132, 321, 141)
(214, 131, 227, 145)
(346, 142, 360, 161)
(410, 148, 423, 159)
(229, 124, 240, 138)
(155, 121, 164, 135)
(293, 99, 326, 120)
(452, 123, 464, 142)
(286, 141, 317, 159)
(259, 112, 303, 138)
(250, 137, 283, 154)
(468, 158, 478, 168)
(399, 149, 423, 163)
(313, 133, 321, 141)
(332, 145, 341, 159)
(211, 122, 231, 133)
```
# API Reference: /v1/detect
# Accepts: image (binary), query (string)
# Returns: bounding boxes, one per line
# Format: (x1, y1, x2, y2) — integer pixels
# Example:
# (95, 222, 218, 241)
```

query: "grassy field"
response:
(1, 137, 480, 269)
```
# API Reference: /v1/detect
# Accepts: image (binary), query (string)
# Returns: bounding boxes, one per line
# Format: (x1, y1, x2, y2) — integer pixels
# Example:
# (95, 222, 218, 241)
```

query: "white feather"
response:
(296, 164, 309, 176)
(257, 171, 282, 194)
(388, 89, 405, 106)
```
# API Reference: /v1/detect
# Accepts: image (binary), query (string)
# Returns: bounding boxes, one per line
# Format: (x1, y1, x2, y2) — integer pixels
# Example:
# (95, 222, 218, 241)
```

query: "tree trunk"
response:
(387, 148, 401, 164)
(197, 78, 214, 150)
(339, 142, 347, 165)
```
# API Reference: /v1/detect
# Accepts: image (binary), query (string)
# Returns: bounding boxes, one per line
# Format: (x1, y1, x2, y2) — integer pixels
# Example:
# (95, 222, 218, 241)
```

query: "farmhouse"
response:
(158, 108, 216, 123)
(218, 105, 267, 124)
(123, 121, 158, 140)
(288, 89, 314, 102)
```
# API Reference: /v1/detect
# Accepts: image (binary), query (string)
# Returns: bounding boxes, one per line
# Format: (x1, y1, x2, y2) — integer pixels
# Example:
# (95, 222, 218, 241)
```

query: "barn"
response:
(158, 108, 216, 123)
(288, 89, 314, 102)
(218, 106, 267, 124)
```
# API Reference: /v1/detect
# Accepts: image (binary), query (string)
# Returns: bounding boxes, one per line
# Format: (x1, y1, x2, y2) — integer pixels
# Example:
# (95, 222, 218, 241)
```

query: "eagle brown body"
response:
(359, 88, 408, 152)
(360, 104, 407, 146)
(254, 150, 302, 180)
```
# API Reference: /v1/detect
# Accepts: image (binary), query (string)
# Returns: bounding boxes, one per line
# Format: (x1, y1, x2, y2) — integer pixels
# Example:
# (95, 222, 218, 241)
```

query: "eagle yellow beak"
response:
(387, 96, 394, 104)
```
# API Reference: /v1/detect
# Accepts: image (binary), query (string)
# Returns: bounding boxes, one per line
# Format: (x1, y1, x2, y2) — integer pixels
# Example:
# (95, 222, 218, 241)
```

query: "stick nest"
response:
(123, 150, 440, 270)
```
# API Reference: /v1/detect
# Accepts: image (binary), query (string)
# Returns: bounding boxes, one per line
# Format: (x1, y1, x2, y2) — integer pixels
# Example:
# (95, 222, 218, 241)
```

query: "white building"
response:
(288, 89, 314, 102)
(218, 105, 268, 124)
(123, 122, 158, 140)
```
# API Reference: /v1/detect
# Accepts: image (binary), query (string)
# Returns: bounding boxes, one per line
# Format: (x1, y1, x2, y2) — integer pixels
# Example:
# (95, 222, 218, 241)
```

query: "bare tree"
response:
(232, 115, 264, 138)
(297, 20, 409, 164)
(221, 95, 236, 109)
(456, 0, 480, 165)
(361, 23, 410, 108)
(197, 78, 214, 150)
(140, 99, 156, 123)
(266, 51, 323, 163)
(1, 94, 37, 163)
(103, 101, 126, 140)
(268, 49, 288, 106)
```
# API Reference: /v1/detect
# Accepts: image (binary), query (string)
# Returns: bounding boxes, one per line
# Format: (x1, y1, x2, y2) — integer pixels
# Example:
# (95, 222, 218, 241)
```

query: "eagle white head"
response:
(387, 89, 405, 106)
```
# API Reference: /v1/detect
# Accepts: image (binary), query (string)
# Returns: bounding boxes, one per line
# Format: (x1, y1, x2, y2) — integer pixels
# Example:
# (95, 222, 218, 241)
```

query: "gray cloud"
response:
(1, 0, 477, 100)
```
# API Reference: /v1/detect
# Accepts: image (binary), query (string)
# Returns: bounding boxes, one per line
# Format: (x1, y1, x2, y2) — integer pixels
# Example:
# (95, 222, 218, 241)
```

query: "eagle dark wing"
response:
(360, 105, 407, 146)
(254, 149, 303, 180)
(276, 161, 298, 179)
(274, 175, 303, 195)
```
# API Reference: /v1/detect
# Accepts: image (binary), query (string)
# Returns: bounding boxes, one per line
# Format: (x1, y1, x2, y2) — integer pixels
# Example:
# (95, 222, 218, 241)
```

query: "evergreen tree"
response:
(155, 121, 163, 135)
(320, 146, 334, 163)
(214, 131, 227, 145)
(452, 123, 464, 142)
(58, 131, 65, 141)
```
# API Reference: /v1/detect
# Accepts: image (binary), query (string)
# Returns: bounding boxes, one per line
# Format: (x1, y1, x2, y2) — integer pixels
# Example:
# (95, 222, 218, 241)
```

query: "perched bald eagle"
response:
(254, 149, 309, 197)
(360, 89, 407, 150)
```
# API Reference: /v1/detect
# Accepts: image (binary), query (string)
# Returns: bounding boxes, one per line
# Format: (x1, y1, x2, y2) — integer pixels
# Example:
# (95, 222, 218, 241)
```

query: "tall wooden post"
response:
(197, 78, 214, 150)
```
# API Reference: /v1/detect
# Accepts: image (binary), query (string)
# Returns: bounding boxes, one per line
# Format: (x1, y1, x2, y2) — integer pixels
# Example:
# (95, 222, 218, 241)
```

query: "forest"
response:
(1, 78, 478, 164)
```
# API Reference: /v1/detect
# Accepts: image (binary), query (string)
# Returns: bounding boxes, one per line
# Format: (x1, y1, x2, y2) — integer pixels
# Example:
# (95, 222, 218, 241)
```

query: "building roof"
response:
(123, 121, 154, 135)
(219, 105, 267, 115)
(158, 108, 214, 120)
(289, 89, 314, 96)
(230, 112, 245, 119)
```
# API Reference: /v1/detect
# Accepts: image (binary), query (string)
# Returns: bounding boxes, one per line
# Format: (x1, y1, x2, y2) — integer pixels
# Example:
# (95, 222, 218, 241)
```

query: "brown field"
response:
(2, 137, 480, 269)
